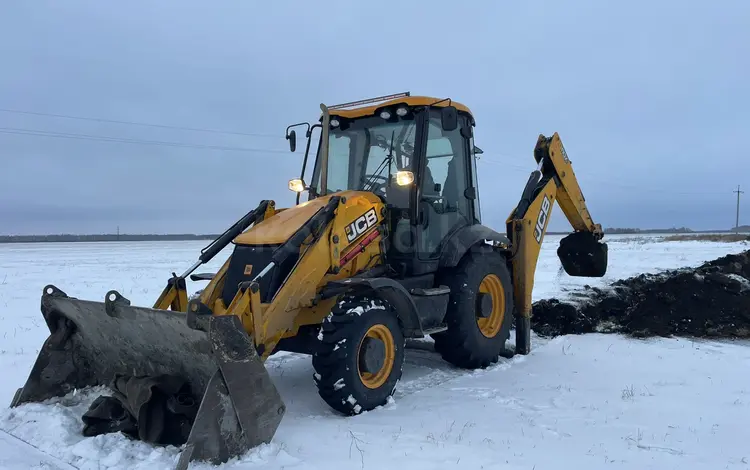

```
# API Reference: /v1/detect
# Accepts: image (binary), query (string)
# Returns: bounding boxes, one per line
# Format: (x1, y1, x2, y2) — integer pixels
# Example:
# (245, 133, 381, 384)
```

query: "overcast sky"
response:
(1, 0, 748, 235)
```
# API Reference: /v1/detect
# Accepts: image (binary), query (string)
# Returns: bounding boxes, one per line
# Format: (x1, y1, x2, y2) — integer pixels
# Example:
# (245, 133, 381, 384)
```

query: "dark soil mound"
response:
(532, 250, 750, 339)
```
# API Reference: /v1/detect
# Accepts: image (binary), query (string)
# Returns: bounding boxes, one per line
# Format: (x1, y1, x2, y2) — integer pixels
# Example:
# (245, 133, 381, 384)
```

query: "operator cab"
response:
(287, 93, 483, 276)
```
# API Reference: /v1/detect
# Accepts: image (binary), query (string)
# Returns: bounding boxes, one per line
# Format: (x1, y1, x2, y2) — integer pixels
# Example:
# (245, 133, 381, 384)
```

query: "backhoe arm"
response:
(535, 134, 603, 236)
(506, 132, 608, 354)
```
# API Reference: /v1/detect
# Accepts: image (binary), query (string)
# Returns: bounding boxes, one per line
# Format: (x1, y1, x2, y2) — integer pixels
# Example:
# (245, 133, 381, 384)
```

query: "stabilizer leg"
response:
(515, 316, 531, 355)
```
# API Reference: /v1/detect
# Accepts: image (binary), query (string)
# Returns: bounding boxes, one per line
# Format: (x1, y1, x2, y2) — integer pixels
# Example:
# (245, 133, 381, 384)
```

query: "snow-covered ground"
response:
(0, 235, 748, 469)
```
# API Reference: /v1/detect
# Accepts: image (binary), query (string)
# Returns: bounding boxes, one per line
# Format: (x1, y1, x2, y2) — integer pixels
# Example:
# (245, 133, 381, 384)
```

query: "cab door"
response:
(417, 110, 474, 261)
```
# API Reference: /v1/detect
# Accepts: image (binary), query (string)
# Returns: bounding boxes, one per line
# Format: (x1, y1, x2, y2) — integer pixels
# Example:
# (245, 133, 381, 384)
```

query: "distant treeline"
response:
(603, 227, 694, 234)
(0, 234, 220, 243)
(603, 227, 750, 234)
(2, 226, 747, 243)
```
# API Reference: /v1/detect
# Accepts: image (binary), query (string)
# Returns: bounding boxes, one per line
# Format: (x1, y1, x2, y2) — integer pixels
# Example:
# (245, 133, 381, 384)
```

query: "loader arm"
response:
(506, 132, 607, 354)
(152, 200, 275, 312)
(189, 190, 391, 360)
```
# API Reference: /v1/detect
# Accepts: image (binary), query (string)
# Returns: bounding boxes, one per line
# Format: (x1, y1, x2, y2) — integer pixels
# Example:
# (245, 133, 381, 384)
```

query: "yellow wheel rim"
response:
(357, 324, 395, 389)
(477, 274, 505, 338)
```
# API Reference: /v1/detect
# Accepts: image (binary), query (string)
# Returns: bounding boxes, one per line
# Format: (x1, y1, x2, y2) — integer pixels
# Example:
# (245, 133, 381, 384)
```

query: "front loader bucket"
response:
(557, 232, 608, 277)
(11, 285, 285, 470)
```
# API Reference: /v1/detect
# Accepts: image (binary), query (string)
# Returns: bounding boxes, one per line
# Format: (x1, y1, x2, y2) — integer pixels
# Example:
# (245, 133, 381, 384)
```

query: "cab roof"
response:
(326, 93, 473, 120)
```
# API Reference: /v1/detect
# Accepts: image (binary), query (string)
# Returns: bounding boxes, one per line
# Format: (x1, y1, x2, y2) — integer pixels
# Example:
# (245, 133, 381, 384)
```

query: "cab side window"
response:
(424, 115, 471, 218)
(418, 112, 472, 257)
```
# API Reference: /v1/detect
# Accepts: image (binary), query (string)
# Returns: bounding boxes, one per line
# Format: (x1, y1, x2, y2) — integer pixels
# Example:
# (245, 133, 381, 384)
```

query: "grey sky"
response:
(1, 0, 748, 235)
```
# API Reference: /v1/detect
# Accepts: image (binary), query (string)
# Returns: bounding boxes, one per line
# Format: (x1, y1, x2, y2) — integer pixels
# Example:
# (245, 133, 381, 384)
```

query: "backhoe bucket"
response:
(10, 285, 285, 470)
(557, 232, 608, 277)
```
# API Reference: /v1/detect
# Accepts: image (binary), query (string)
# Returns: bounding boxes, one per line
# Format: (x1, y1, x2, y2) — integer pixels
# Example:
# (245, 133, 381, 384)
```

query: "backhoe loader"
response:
(9, 92, 608, 469)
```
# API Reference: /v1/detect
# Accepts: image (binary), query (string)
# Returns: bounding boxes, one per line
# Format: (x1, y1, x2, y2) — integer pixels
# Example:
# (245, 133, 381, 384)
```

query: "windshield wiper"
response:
(363, 130, 395, 191)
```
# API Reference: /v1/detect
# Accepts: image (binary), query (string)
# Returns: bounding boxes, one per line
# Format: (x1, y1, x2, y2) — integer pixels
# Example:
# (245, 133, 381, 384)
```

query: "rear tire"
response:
(312, 296, 404, 415)
(432, 247, 514, 369)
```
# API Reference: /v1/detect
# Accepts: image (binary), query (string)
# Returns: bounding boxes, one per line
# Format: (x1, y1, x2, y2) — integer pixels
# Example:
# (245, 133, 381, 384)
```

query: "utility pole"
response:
(734, 185, 744, 232)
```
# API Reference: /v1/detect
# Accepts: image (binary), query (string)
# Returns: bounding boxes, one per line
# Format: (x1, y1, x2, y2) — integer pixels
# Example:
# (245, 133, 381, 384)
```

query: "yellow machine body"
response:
(196, 191, 387, 359)
(10, 92, 608, 470)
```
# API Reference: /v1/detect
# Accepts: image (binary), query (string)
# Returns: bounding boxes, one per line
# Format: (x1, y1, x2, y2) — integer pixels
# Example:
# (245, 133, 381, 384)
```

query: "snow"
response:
(0, 235, 749, 469)
(333, 378, 346, 391)
(0, 429, 79, 470)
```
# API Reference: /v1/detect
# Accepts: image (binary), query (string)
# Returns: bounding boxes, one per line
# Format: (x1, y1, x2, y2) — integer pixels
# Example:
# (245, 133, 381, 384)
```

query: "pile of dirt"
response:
(532, 250, 750, 339)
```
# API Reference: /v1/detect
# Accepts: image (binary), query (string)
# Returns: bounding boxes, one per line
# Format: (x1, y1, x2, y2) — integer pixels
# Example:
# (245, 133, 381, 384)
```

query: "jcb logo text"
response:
(346, 208, 378, 243)
(534, 196, 551, 243)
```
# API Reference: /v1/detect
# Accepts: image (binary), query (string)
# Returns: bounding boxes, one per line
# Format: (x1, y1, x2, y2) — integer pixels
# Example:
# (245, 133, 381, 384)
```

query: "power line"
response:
(0, 107, 283, 139)
(0, 122, 734, 199)
(0, 126, 291, 154)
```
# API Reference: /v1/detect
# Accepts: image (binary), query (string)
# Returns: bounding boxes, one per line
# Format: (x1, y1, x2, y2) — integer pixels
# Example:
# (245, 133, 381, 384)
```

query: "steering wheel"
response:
(363, 174, 389, 196)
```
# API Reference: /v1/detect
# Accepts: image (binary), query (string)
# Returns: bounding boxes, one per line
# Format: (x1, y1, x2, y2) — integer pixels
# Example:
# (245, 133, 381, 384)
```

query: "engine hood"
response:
(233, 191, 380, 246)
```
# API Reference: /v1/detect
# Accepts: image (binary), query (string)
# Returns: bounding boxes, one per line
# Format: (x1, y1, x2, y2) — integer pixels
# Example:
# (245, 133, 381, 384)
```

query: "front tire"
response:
(432, 247, 514, 369)
(312, 296, 404, 415)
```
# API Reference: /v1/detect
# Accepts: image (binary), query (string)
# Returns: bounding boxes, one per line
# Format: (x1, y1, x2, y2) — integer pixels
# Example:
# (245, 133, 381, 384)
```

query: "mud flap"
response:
(557, 232, 608, 277)
(10, 285, 286, 469)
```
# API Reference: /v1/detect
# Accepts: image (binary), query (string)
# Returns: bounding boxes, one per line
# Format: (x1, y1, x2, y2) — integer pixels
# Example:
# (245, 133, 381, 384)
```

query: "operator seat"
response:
(433, 155, 467, 238)
(442, 156, 459, 211)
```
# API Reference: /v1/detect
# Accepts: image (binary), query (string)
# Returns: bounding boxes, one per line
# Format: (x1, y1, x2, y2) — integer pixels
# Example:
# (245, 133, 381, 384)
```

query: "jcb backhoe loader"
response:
(9, 92, 607, 469)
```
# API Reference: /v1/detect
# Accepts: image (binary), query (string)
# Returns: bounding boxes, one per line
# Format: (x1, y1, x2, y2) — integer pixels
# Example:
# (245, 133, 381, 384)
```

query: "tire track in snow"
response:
(0, 429, 79, 470)
(0, 333, 551, 470)
(262, 335, 552, 418)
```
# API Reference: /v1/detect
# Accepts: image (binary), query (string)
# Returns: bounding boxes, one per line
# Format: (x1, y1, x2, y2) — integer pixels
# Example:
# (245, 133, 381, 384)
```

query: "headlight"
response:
(330, 118, 340, 127)
(396, 106, 408, 117)
(380, 110, 391, 120)
(395, 171, 414, 186)
(288, 178, 306, 192)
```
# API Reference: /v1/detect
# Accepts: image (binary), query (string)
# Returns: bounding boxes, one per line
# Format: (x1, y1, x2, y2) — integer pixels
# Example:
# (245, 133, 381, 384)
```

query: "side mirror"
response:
(441, 106, 458, 132)
(286, 130, 297, 152)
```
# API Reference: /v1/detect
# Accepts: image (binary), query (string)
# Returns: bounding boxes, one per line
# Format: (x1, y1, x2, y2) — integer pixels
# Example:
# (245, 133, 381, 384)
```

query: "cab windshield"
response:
(310, 115, 417, 206)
